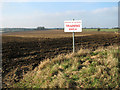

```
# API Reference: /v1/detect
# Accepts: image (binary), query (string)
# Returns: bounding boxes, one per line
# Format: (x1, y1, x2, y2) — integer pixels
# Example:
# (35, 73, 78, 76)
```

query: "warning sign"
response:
(64, 20, 82, 32)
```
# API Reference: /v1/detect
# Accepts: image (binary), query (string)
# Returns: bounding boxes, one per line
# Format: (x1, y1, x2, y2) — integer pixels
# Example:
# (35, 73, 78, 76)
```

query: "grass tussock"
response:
(13, 46, 119, 88)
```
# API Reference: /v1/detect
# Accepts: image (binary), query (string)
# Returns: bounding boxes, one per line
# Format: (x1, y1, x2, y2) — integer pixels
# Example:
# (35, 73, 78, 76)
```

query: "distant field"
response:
(83, 29, 118, 32)
(2, 29, 118, 39)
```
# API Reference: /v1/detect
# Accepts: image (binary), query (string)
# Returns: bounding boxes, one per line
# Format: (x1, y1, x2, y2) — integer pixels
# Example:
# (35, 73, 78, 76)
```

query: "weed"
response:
(90, 52, 98, 56)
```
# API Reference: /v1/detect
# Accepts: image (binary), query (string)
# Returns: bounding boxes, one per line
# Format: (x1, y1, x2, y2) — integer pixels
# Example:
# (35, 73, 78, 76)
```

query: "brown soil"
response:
(2, 30, 120, 88)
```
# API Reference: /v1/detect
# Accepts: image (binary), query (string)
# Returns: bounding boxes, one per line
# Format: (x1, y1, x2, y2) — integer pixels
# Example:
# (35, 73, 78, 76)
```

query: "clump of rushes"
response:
(13, 45, 119, 88)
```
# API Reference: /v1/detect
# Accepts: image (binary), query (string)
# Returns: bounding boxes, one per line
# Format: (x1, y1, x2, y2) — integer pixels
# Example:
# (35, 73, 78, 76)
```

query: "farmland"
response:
(2, 29, 118, 39)
(2, 29, 120, 88)
(83, 28, 118, 32)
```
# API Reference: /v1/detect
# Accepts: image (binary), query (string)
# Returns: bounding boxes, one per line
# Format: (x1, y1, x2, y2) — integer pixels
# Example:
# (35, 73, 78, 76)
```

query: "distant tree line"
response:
(112, 27, 119, 29)
(2, 28, 33, 32)
(83, 27, 109, 29)
(36, 27, 45, 30)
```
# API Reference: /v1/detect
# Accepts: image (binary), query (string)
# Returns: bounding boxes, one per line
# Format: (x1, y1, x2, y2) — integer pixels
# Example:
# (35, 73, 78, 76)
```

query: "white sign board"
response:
(64, 20, 82, 32)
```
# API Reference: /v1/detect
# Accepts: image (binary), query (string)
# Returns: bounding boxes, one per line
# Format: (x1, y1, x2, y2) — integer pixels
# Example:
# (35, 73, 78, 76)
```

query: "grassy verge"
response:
(13, 45, 119, 88)
(83, 29, 118, 32)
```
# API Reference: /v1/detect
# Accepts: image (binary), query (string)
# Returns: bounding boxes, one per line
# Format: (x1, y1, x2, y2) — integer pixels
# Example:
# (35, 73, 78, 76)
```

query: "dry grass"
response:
(13, 45, 119, 88)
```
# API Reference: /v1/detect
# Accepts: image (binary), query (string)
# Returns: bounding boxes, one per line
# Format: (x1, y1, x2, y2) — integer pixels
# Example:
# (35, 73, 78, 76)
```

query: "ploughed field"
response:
(2, 30, 120, 87)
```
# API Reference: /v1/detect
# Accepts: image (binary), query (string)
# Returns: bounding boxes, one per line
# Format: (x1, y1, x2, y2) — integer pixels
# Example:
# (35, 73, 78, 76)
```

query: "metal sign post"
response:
(73, 31, 75, 53)
(73, 19, 75, 53)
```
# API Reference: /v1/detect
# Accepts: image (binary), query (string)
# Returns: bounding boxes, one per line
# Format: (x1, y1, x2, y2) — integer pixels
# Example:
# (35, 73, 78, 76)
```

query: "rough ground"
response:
(2, 31, 120, 88)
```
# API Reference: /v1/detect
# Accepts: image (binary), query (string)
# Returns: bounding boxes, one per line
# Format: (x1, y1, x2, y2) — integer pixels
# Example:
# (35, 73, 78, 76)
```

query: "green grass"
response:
(13, 45, 119, 88)
(83, 29, 118, 32)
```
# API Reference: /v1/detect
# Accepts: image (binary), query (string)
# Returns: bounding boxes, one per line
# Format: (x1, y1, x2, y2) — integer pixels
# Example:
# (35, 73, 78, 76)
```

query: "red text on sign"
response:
(66, 24, 80, 27)
(69, 28, 77, 30)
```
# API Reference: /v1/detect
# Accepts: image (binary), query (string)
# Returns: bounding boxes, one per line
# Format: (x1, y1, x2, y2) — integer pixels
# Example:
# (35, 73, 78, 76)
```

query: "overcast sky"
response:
(1, 2, 118, 28)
